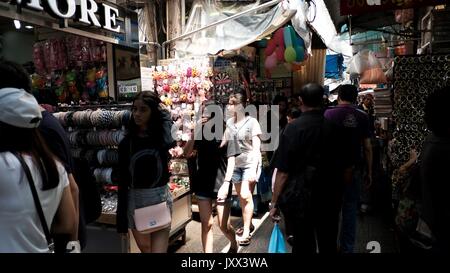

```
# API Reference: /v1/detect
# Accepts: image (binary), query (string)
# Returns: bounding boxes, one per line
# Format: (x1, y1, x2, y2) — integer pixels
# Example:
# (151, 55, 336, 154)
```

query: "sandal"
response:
(235, 224, 255, 237)
(236, 235, 252, 246)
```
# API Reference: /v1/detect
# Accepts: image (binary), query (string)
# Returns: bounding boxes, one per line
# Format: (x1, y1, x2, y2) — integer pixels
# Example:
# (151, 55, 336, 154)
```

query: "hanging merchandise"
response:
(31, 35, 109, 104)
(264, 25, 307, 74)
(395, 9, 414, 24)
(391, 54, 450, 168)
(96, 68, 108, 98)
(360, 51, 387, 84)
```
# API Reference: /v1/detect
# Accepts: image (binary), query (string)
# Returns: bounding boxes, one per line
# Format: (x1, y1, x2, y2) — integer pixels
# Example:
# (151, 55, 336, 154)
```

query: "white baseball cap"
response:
(0, 88, 42, 128)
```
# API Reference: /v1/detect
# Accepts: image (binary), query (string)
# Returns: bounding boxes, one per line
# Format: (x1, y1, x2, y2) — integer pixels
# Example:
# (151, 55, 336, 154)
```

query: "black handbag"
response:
(13, 152, 55, 253)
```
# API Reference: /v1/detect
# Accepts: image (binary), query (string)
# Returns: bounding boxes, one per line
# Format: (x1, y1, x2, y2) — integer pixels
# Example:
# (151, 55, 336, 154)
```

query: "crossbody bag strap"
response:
(12, 152, 54, 251)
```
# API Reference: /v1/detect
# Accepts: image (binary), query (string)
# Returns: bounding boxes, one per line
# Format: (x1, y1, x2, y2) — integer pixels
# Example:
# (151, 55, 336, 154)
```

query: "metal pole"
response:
(348, 15, 352, 47)
(161, 0, 282, 59)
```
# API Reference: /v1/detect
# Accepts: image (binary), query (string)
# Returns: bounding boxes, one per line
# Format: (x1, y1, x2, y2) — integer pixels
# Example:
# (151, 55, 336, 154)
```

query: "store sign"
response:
(340, 0, 450, 15)
(118, 84, 138, 94)
(11, 0, 121, 32)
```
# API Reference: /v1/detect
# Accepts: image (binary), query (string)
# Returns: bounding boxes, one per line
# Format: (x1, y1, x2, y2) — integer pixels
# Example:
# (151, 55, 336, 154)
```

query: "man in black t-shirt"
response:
(270, 83, 347, 253)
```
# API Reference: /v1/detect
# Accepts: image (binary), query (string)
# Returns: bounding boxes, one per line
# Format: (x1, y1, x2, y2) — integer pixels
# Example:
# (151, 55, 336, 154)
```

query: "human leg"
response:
(339, 168, 361, 253)
(150, 227, 170, 253)
(234, 180, 254, 244)
(216, 200, 238, 252)
(131, 229, 152, 253)
(198, 198, 215, 253)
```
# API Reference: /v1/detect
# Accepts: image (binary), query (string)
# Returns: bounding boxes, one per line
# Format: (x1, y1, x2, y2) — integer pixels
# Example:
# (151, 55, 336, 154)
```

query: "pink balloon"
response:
(265, 52, 277, 70)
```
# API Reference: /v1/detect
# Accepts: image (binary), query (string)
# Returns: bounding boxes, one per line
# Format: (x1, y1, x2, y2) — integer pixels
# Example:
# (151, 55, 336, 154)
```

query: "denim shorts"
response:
(231, 167, 261, 184)
(127, 185, 173, 229)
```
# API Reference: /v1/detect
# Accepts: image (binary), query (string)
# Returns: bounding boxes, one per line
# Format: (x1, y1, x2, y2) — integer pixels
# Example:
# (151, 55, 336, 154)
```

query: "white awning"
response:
(174, 0, 297, 58)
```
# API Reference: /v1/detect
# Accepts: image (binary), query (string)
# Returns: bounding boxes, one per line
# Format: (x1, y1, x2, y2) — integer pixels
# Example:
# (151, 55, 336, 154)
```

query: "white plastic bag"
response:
(347, 50, 383, 75)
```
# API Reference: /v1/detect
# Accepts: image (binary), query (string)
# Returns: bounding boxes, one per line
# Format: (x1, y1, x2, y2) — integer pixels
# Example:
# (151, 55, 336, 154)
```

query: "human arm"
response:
(398, 149, 418, 175)
(269, 170, 289, 222)
(217, 156, 235, 202)
(248, 119, 263, 182)
(67, 173, 79, 241)
(248, 135, 261, 182)
(52, 185, 77, 237)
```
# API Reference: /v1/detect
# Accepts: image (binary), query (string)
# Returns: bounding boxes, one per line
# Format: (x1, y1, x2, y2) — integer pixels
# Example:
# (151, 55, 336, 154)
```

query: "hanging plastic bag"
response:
(347, 50, 370, 75)
(268, 223, 287, 253)
(360, 51, 386, 84)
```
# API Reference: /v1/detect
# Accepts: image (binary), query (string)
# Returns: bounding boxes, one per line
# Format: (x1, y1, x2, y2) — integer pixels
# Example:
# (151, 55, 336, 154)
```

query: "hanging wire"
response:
(306, 0, 317, 23)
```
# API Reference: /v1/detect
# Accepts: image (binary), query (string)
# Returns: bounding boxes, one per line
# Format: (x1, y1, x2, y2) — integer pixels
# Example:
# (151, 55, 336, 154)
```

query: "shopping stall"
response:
(0, 0, 192, 253)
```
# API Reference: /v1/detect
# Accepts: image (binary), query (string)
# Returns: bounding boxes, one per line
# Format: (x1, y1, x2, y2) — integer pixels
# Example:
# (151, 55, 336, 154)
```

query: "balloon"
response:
(283, 26, 293, 48)
(265, 28, 285, 61)
(275, 29, 285, 62)
(295, 45, 305, 62)
(283, 26, 296, 63)
(284, 47, 297, 63)
(290, 26, 298, 47)
(264, 52, 277, 70)
(265, 39, 275, 57)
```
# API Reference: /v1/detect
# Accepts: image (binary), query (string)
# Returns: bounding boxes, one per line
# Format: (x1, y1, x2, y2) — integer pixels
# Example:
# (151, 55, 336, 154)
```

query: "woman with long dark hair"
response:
(116, 91, 175, 253)
(0, 88, 76, 253)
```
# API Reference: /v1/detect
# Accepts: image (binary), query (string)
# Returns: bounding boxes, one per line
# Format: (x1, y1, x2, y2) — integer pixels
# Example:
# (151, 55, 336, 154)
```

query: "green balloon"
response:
(284, 47, 296, 63)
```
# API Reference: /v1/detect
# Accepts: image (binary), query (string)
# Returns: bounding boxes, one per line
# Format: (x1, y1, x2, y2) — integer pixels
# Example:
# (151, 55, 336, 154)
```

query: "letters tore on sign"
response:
(11, 0, 121, 33)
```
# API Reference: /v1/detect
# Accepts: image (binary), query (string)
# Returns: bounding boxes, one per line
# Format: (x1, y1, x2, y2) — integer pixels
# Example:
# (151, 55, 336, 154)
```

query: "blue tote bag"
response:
(268, 223, 287, 253)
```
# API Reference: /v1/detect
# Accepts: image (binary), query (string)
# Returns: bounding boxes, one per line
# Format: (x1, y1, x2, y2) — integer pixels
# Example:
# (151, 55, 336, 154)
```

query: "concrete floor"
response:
(171, 208, 398, 254)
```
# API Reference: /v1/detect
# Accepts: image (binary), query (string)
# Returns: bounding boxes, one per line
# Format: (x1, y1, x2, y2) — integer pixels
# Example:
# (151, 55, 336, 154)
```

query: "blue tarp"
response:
(325, 54, 344, 79)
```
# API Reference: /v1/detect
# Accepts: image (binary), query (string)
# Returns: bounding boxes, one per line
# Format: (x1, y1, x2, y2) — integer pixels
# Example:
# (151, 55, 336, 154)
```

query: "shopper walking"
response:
(270, 83, 346, 254)
(183, 100, 238, 253)
(0, 88, 77, 253)
(222, 93, 262, 246)
(324, 84, 373, 253)
(116, 91, 175, 253)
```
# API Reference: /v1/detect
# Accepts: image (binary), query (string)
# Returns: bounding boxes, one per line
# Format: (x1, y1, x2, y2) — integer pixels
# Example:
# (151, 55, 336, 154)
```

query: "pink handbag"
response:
(134, 201, 171, 234)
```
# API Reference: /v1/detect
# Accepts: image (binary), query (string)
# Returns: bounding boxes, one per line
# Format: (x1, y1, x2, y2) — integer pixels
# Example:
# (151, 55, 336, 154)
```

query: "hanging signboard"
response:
(10, 0, 121, 32)
(340, 0, 450, 15)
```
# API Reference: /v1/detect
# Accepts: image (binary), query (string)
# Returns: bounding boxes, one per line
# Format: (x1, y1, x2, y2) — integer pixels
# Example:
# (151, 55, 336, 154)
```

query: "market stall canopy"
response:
(173, 0, 296, 58)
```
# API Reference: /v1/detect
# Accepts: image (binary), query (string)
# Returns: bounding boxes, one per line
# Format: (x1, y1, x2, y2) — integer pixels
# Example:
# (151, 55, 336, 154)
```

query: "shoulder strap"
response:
(12, 152, 54, 252)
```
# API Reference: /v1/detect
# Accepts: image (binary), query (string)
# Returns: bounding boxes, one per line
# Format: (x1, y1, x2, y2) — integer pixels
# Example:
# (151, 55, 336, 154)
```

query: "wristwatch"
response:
(269, 202, 277, 210)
